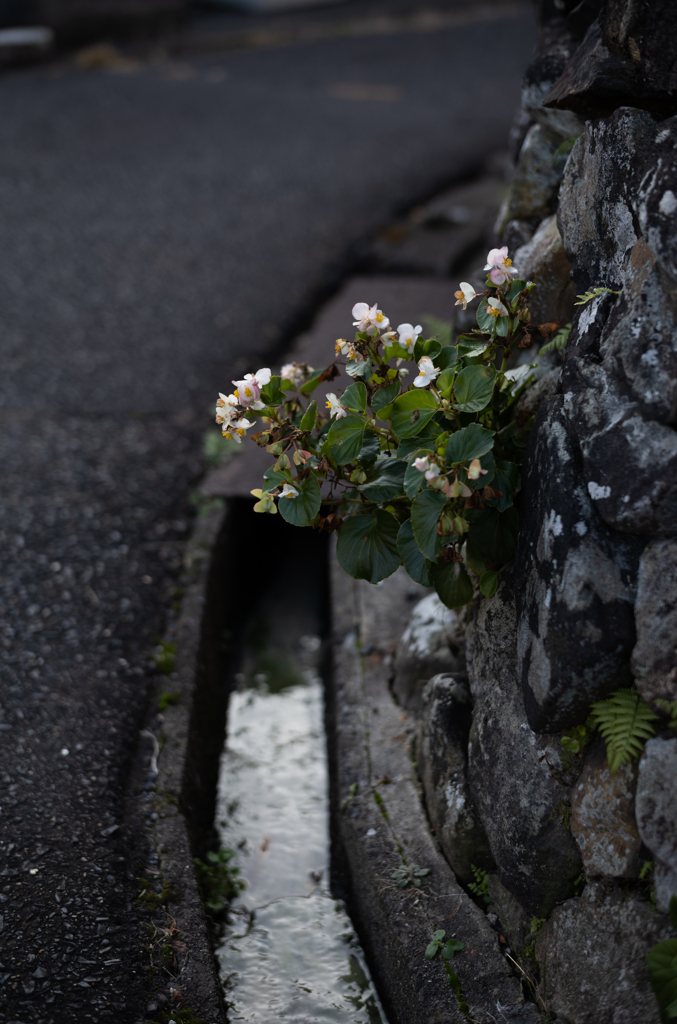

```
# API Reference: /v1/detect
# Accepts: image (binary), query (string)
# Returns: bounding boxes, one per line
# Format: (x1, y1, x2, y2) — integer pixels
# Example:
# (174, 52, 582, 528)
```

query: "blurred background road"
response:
(0, 2, 535, 1020)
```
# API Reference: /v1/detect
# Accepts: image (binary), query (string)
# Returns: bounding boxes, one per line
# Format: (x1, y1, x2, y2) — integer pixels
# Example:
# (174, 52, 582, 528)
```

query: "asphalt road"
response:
(0, 4, 535, 1021)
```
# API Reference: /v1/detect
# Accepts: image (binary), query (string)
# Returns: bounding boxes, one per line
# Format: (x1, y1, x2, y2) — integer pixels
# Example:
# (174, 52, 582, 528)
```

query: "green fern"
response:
(467, 864, 490, 904)
(647, 895, 677, 1023)
(574, 287, 621, 306)
(655, 700, 677, 731)
(589, 689, 658, 773)
(540, 322, 571, 355)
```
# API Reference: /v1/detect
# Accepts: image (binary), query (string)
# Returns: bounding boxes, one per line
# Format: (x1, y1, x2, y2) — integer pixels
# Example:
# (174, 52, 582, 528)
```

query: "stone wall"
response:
(400, 2, 677, 1019)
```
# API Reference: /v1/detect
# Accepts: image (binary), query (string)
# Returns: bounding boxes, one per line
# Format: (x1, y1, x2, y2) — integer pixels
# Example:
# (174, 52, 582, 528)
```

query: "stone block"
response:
(513, 214, 576, 326)
(636, 737, 677, 913)
(636, 116, 677, 283)
(417, 674, 492, 883)
(515, 396, 641, 732)
(570, 735, 641, 878)
(391, 593, 465, 713)
(535, 881, 671, 1024)
(632, 538, 677, 704)
(521, 16, 586, 138)
(495, 124, 567, 239)
(467, 569, 582, 917)
(486, 874, 532, 958)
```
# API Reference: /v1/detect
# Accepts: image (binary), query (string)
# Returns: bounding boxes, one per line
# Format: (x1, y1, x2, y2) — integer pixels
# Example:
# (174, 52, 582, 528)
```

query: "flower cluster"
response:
(214, 247, 541, 608)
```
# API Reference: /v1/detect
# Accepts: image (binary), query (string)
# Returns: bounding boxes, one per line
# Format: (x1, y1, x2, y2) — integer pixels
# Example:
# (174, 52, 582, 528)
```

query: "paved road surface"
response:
(0, 4, 535, 1021)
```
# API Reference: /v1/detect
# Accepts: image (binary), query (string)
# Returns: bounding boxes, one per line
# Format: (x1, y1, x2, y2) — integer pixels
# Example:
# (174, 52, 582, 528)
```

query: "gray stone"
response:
(636, 116, 677, 284)
(636, 737, 677, 912)
(603, 0, 677, 115)
(513, 214, 576, 326)
(495, 124, 568, 239)
(486, 874, 532, 958)
(417, 674, 492, 883)
(521, 16, 586, 139)
(515, 397, 642, 733)
(570, 735, 641, 878)
(392, 593, 465, 713)
(513, 366, 561, 421)
(467, 569, 582, 917)
(557, 108, 655, 293)
(632, 538, 677, 704)
(535, 881, 671, 1024)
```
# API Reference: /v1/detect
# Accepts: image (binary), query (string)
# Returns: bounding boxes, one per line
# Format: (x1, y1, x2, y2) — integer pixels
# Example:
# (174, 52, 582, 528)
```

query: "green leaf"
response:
(446, 424, 495, 465)
(300, 401, 318, 431)
(453, 365, 495, 413)
(429, 561, 474, 609)
(433, 930, 446, 941)
(396, 428, 440, 460)
(485, 460, 520, 511)
(336, 510, 401, 583)
(397, 519, 432, 587)
(372, 380, 400, 414)
(437, 367, 455, 397)
(328, 415, 366, 465)
(589, 689, 658, 773)
(505, 279, 527, 302)
(476, 299, 495, 334)
(358, 431, 381, 466)
(342, 381, 367, 414)
(383, 342, 412, 362)
(425, 942, 440, 959)
(479, 571, 498, 598)
(346, 357, 371, 379)
(263, 465, 290, 489)
(435, 346, 457, 371)
(456, 334, 490, 359)
(411, 488, 447, 560)
(495, 315, 511, 337)
(391, 390, 439, 439)
(441, 939, 465, 960)
(260, 375, 287, 406)
(300, 368, 327, 395)
(277, 474, 321, 528)
(647, 936, 677, 1023)
(404, 450, 434, 499)
(466, 506, 518, 565)
(358, 459, 406, 503)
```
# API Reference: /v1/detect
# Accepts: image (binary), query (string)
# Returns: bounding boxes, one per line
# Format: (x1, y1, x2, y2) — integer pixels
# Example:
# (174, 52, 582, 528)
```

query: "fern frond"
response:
(590, 689, 658, 772)
(540, 322, 571, 355)
(654, 699, 677, 731)
(574, 287, 621, 306)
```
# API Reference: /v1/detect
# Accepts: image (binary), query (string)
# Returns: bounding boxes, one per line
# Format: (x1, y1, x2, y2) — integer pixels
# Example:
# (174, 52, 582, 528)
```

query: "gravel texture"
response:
(0, 4, 535, 1020)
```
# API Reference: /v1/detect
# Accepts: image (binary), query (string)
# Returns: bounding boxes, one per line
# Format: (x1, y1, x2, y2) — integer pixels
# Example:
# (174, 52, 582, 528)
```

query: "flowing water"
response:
(214, 572, 387, 1023)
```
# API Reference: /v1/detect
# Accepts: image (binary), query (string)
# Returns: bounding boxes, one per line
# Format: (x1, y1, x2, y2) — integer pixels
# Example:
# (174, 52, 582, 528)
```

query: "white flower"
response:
(467, 458, 488, 480)
(484, 246, 518, 286)
(335, 338, 351, 356)
(215, 392, 239, 427)
(222, 416, 254, 443)
(232, 367, 272, 409)
(280, 362, 313, 386)
(396, 323, 422, 353)
(279, 482, 299, 499)
(454, 282, 479, 309)
(413, 355, 440, 388)
(326, 393, 348, 419)
(413, 456, 430, 473)
(352, 302, 390, 336)
(487, 297, 509, 317)
(424, 462, 441, 481)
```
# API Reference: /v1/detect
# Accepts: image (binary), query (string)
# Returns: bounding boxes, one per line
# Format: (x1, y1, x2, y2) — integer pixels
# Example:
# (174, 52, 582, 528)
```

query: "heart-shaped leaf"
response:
(372, 380, 400, 414)
(453, 364, 495, 413)
(328, 415, 366, 465)
(466, 506, 518, 565)
(336, 510, 401, 583)
(342, 381, 367, 414)
(445, 423, 495, 465)
(429, 560, 474, 609)
(397, 519, 432, 587)
(411, 487, 447, 560)
(391, 390, 439, 439)
(358, 459, 406, 503)
(277, 474, 321, 528)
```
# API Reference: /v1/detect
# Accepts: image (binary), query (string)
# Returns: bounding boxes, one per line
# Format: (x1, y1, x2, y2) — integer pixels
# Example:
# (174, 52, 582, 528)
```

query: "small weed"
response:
(194, 848, 246, 912)
(154, 640, 176, 676)
(522, 942, 536, 959)
(159, 691, 180, 712)
(573, 872, 585, 896)
(640, 860, 655, 881)
(390, 863, 430, 889)
(647, 894, 677, 1021)
(467, 864, 490, 904)
(136, 878, 178, 912)
(654, 699, 677, 731)
(530, 916, 546, 935)
(425, 930, 464, 961)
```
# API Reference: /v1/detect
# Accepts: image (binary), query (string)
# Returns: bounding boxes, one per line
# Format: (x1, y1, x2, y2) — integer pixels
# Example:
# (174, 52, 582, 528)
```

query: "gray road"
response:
(0, 5, 535, 1022)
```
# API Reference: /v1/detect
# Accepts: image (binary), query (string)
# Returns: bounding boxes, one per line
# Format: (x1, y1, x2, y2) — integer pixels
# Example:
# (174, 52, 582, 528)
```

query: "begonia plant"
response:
(215, 246, 553, 608)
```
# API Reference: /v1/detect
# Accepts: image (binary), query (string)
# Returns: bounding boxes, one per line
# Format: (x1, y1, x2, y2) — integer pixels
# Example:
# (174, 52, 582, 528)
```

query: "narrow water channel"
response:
(213, 510, 387, 1024)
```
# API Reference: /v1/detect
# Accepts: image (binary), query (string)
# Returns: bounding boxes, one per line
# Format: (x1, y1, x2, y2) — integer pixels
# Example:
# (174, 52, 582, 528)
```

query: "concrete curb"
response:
(329, 551, 542, 1024)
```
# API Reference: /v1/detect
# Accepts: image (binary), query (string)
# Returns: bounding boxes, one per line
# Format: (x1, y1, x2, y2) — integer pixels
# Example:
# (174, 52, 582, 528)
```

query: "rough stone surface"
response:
(535, 881, 671, 1024)
(417, 673, 493, 883)
(467, 569, 582, 916)
(636, 737, 677, 912)
(392, 593, 466, 713)
(631, 538, 677, 704)
(515, 396, 642, 732)
(486, 874, 532, 958)
(331, 561, 541, 1024)
(495, 123, 568, 238)
(512, 213, 575, 326)
(521, 16, 586, 138)
(570, 735, 641, 878)
(513, 366, 561, 420)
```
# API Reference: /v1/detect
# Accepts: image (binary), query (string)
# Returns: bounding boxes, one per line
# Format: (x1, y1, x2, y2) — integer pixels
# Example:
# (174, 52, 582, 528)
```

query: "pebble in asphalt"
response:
(0, 6, 536, 1021)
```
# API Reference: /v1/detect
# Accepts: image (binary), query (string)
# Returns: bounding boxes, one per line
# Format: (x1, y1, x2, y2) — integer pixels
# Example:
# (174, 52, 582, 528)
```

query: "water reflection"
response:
(216, 646, 386, 1023)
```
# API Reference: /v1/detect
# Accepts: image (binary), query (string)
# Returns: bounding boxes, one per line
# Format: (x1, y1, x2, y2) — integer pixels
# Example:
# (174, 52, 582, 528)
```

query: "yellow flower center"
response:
(237, 428, 246, 437)
(488, 308, 500, 317)
(243, 387, 253, 398)
(504, 257, 512, 266)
